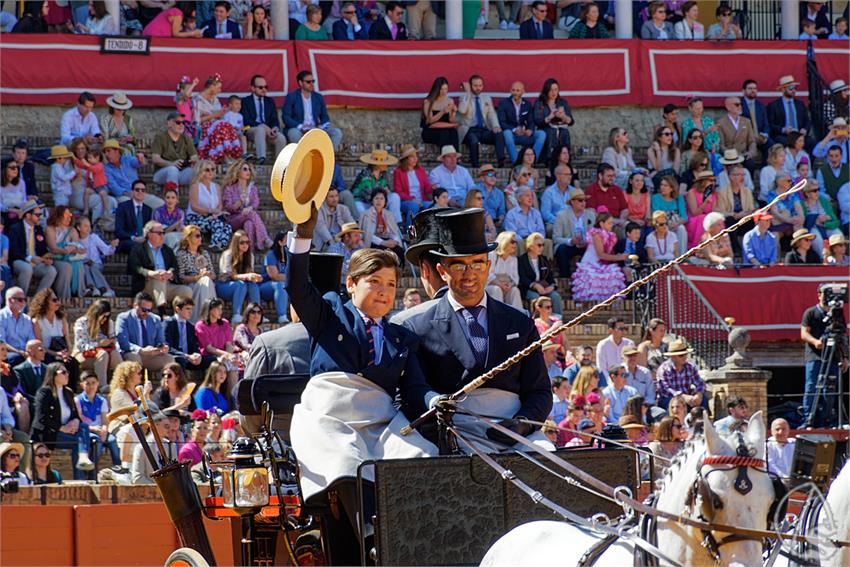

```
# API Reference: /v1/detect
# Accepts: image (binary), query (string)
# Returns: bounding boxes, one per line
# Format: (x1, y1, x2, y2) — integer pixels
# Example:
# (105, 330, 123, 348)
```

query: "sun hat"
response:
(102, 139, 122, 151)
(399, 144, 419, 161)
(778, 75, 799, 89)
(20, 201, 40, 216)
(828, 233, 849, 247)
(694, 170, 716, 183)
(622, 346, 639, 357)
(478, 163, 496, 175)
(106, 91, 133, 110)
(829, 79, 849, 94)
(270, 129, 335, 225)
(702, 211, 725, 232)
(663, 338, 693, 357)
(0, 442, 25, 461)
(618, 415, 647, 430)
(336, 222, 364, 240)
(437, 145, 460, 160)
(359, 149, 398, 167)
(790, 228, 816, 247)
(569, 188, 587, 201)
(719, 149, 745, 165)
(48, 145, 73, 160)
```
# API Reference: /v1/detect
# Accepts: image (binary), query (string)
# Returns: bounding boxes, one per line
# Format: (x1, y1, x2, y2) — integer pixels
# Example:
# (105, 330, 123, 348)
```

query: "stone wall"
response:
(0, 103, 728, 151)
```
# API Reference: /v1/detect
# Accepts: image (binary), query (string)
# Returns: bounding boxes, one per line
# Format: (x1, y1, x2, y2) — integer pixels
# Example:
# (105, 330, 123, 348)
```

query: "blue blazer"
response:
(282, 91, 331, 130)
(767, 97, 812, 139)
(285, 249, 429, 419)
(202, 19, 242, 38)
(496, 97, 537, 132)
(519, 18, 553, 39)
(8, 221, 47, 265)
(332, 18, 367, 40)
(115, 199, 152, 243)
(240, 94, 280, 130)
(115, 310, 165, 354)
(741, 98, 770, 136)
(402, 295, 552, 425)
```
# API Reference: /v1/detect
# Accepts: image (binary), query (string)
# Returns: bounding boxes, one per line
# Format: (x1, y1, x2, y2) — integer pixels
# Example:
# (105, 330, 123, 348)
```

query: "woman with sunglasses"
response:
(679, 128, 706, 176)
(519, 232, 563, 315)
(152, 362, 192, 413)
(216, 230, 261, 323)
(222, 159, 272, 250)
(0, 441, 29, 485)
(26, 442, 61, 485)
(176, 224, 217, 323)
(186, 159, 233, 251)
(682, 97, 719, 153)
(684, 170, 719, 249)
(31, 362, 95, 479)
(647, 125, 681, 187)
(464, 189, 497, 243)
(233, 302, 264, 354)
(648, 416, 684, 477)
(30, 288, 79, 389)
(706, 5, 742, 40)
(72, 300, 121, 388)
(0, 157, 35, 226)
(677, 150, 710, 197)
(486, 231, 524, 310)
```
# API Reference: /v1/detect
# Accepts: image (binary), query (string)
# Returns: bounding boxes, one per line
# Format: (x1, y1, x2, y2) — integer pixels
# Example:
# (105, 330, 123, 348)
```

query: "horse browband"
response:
(701, 455, 766, 469)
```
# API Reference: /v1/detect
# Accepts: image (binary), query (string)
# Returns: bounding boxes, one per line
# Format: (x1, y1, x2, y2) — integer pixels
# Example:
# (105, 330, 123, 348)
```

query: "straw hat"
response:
(791, 228, 816, 247)
(777, 75, 799, 89)
(702, 211, 725, 232)
(694, 170, 716, 183)
(48, 145, 73, 160)
(719, 149, 745, 165)
(0, 442, 25, 461)
(828, 233, 849, 247)
(832, 117, 848, 128)
(664, 338, 693, 356)
(569, 188, 587, 201)
(102, 139, 122, 151)
(359, 149, 398, 166)
(830, 79, 849, 94)
(622, 346, 639, 357)
(336, 222, 364, 240)
(478, 163, 496, 175)
(399, 144, 419, 161)
(106, 91, 133, 110)
(270, 129, 335, 225)
(437, 145, 460, 160)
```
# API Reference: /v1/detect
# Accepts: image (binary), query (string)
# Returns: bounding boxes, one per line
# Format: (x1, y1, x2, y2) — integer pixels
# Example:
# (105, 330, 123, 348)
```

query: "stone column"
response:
(704, 325, 772, 420)
(781, 0, 800, 40)
(272, 0, 290, 40)
(614, 0, 633, 39)
(446, 0, 463, 39)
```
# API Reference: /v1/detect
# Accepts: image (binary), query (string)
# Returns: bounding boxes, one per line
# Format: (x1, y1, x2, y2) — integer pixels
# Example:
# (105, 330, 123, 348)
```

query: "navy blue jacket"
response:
(282, 91, 331, 130)
(767, 97, 812, 139)
(285, 249, 429, 419)
(402, 295, 552, 425)
(202, 19, 242, 38)
(496, 97, 538, 132)
(115, 199, 152, 244)
(368, 17, 407, 40)
(740, 98, 770, 137)
(8, 221, 47, 265)
(332, 18, 368, 40)
(519, 18, 554, 39)
(240, 94, 280, 130)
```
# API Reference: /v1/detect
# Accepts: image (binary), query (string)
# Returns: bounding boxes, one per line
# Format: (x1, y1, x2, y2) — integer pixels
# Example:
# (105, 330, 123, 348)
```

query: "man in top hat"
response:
(825, 79, 849, 124)
(767, 75, 813, 148)
(813, 117, 850, 164)
(785, 228, 821, 264)
(655, 338, 705, 410)
(402, 208, 552, 448)
(741, 79, 773, 153)
(716, 96, 757, 170)
(428, 145, 475, 208)
(313, 186, 355, 251)
(326, 223, 365, 287)
(390, 208, 448, 325)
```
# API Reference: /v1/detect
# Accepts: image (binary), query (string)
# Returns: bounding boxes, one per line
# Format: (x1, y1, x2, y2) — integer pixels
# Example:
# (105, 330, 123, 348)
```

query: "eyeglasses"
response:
(9, 296, 26, 303)
(444, 261, 487, 274)
(149, 230, 164, 235)
(239, 240, 250, 245)
(249, 309, 263, 315)
(56, 369, 69, 375)
(35, 452, 50, 458)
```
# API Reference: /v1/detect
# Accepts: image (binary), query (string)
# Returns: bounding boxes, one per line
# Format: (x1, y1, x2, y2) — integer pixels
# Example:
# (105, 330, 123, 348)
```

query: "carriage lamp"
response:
(220, 437, 269, 514)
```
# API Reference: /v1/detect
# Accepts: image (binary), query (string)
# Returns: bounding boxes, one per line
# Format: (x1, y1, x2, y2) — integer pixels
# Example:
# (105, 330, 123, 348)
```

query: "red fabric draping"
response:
(661, 266, 850, 342)
(0, 35, 296, 107)
(0, 36, 847, 108)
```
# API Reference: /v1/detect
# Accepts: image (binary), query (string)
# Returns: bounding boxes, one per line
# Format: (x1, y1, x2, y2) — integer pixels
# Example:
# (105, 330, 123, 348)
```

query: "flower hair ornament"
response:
(210, 72, 223, 84)
(164, 181, 178, 192)
(177, 75, 192, 90)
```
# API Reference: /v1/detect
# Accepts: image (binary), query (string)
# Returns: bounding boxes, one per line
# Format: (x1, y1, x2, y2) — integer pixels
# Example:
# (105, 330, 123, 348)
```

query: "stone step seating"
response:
(51, 448, 114, 483)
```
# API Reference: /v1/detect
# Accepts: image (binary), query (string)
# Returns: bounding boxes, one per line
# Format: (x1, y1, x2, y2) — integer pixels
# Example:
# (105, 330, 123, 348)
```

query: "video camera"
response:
(819, 282, 848, 334)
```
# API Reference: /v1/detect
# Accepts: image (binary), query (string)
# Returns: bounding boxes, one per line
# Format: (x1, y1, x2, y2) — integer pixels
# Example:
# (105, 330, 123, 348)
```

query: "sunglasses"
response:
(539, 304, 552, 309)
(673, 423, 683, 429)
(7, 453, 20, 459)
(615, 326, 627, 331)
(149, 230, 164, 235)
(9, 296, 26, 303)
(691, 133, 703, 139)
(36, 452, 50, 458)
(254, 85, 268, 90)
(6, 165, 19, 170)
(343, 10, 356, 14)
(535, 243, 544, 247)
(139, 307, 153, 313)
(174, 120, 185, 125)
(133, 187, 145, 192)
(203, 167, 215, 172)
(249, 309, 263, 315)
(191, 233, 201, 239)
(484, 171, 496, 177)
(655, 222, 667, 227)
(239, 240, 250, 245)
(163, 372, 174, 378)
(241, 166, 252, 172)
(661, 132, 672, 136)
(720, 12, 732, 16)
(301, 79, 315, 84)
(56, 369, 69, 375)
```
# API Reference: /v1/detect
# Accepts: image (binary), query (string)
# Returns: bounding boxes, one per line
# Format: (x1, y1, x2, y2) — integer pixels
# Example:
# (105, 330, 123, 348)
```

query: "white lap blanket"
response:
(453, 388, 555, 452)
(290, 372, 438, 503)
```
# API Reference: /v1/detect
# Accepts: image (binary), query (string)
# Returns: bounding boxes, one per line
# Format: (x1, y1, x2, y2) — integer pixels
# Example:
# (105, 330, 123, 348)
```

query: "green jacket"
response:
(802, 194, 840, 231)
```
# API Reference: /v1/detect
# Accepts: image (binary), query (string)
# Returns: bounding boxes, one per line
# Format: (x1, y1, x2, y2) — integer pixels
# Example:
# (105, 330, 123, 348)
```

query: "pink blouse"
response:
(143, 7, 182, 37)
(626, 192, 649, 222)
(223, 182, 260, 214)
(587, 227, 617, 254)
(195, 319, 233, 355)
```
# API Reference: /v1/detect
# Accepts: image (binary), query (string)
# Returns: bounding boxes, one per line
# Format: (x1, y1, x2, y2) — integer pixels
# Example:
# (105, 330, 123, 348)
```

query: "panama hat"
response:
(270, 129, 335, 225)
(335, 222, 364, 240)
(832, 117, 848, 127)
(694, 170, 716, 183)
(719, 149, 745, 165)
(106, 91, 133, 110)
(791, 228, 816, 247)
(663, 338, 693, 357)
(569, 188, 587, 201)
(622, 346, 639, 357)
(830, 79, 849, 94)
(828, 233, 849, 247)
(702, 211, 725, 232)
(48, 145, 73, 160)
(437, 145, 460, 160)
(405, 208, 444, 265)
(359, 149, 398, 167)
(777, 75, 799, 89)
(399, 144, 419, 161)
(102, 139, 122, 151)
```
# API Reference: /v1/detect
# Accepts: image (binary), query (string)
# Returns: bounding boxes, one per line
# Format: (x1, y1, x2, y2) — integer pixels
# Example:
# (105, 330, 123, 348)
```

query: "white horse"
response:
(817, 457, 850, 566)
(480, 412, 775, 567)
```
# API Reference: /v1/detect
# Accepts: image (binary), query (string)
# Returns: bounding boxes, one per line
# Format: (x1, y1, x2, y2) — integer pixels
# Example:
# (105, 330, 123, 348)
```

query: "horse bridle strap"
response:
(701, 455, 766, 468)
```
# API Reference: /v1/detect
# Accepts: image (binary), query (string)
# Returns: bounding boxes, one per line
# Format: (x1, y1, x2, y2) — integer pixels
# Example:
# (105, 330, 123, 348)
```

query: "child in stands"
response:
(222, 95, 248, 156)
(49, 144, 78, 207)
(175, 75, 199, 142)
(75, 216, 117, 298)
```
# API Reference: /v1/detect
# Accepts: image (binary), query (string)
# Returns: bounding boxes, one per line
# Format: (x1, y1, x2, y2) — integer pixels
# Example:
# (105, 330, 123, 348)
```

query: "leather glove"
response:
(295, 203, 318, 240)
(485, 418, 533, 446)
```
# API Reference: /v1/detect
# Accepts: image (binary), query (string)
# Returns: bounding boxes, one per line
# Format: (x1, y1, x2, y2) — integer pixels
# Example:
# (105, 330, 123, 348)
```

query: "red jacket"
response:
(392, 166, 432, 202)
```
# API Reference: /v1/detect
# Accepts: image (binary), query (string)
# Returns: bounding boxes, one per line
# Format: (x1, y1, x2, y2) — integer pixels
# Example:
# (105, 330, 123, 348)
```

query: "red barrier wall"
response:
(1, 36, 847, 108)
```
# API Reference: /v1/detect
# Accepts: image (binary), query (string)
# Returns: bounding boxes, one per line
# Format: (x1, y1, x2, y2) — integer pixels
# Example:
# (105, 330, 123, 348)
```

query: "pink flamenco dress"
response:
(570, 227, 626, 302)
(684, 188, 717, 249)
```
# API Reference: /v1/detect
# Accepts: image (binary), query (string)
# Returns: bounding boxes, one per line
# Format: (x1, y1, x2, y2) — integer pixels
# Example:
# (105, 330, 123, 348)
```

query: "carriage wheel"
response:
(164, 547, 210, 567)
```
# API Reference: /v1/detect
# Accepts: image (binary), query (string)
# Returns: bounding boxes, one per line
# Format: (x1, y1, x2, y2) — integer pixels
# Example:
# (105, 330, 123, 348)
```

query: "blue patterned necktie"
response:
(364, 318, 376, 366)
(475, 96, 485, 128)
(462, 306, 488, 367)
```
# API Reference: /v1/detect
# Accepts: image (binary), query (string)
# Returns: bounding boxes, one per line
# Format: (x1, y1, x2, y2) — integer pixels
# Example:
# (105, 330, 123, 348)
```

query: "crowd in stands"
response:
(3, 1, 849, 42)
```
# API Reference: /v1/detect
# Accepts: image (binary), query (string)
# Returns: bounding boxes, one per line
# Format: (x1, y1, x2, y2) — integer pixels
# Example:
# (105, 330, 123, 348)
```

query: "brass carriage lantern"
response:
(220, 437, 269, 515)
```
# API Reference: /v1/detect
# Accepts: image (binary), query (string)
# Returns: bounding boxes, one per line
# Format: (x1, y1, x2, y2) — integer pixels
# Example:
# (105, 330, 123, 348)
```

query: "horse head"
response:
(698, 410, 774, 567)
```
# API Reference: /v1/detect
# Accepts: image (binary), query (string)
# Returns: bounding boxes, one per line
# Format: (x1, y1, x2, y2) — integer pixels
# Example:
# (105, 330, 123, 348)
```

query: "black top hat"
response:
(404, 208, 445, 265)
(309, 252, 344, 295)
(432, 208, 497, 257)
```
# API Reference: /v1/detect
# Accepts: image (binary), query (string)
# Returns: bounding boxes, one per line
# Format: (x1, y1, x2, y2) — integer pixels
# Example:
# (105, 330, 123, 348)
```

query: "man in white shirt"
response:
(596, 316, 635, 380)
(766, 418, 795, 478)
(59, 92, 102, 146)
(428, 146, 475, 208)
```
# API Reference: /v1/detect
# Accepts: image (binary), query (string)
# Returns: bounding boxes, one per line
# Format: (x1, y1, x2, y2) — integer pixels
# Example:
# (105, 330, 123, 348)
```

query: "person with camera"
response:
(800, 284, 849, 428)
